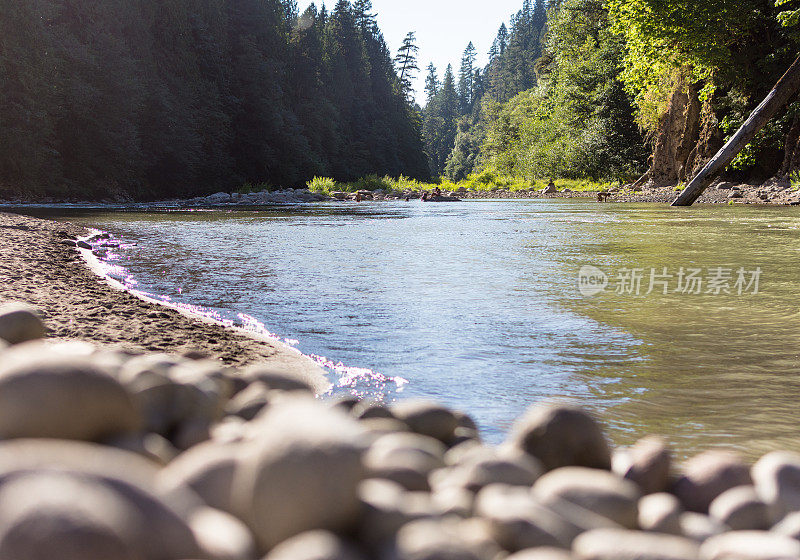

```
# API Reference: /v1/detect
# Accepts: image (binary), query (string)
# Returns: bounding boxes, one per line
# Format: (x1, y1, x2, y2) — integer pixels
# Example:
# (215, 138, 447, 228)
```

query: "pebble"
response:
(390, 517, 501, 560)
(160, 440, 242, 512)
(242, 365, 316, 394)
(751, 451, 800, 518)
(364, 442, 439, 492)
(232, 398, 365, 551)
(533, 467, 641, 529)
(700, 530, 800, 559)
(224, 382, 271, 421)
(189, 507, 256, 560)
(0, 355, 140, 440)
(0, 441, 202, 559)
(263, 530, 366, 560)
(679, 512, 729, 543)
(615, 436, 673, 495)
(434, 446, 543, 493)
(708, 486, 772, 531)
(357, 479, 436, 546)
(0, 303, 46, 345)
(771, 511, 800, 539)
(392, 400, 460, 443)
(639, 493, 683, 535)
(430, 485, 474, 517)
(2, 324, 800, 560)
(508, 403, 612, 471)
(354, 401, 395, 420)
(673, 451, 751, 513)
(474, 484, 572, 550)
(572, 529, 700, 560)
(507, 549, 575, 560)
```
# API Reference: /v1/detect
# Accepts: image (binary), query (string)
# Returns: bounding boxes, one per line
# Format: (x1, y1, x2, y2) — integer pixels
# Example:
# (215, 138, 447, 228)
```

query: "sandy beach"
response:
(0, 210, 329, 391)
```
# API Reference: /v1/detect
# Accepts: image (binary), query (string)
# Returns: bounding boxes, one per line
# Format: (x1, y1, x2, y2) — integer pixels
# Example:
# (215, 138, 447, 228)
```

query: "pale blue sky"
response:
(297, 0, 528, 102)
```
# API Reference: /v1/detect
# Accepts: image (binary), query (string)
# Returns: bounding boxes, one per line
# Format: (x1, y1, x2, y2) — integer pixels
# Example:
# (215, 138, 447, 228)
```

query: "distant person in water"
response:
(433, 186, 442, 197)
(421, 192, 429, 201)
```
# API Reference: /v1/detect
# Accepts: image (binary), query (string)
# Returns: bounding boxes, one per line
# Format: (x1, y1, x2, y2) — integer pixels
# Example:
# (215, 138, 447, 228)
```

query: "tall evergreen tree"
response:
(424, 63, 439, 103)
(395, 32, 420, 101)
(458, 42, 478, 114)
(423, 63, 459, 176)
(0, 0, 431, 200)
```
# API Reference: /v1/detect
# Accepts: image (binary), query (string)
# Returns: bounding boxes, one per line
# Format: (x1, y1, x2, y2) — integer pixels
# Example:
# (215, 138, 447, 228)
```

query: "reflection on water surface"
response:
(38, 200, 800, 456)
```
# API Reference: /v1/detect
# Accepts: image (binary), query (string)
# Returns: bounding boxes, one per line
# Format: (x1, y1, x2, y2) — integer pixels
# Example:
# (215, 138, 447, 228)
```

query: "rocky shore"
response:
(1, 307, 800, 559)
(613, 180, 800, 206)
(456, 180, 800, 205)
(3, 179, 798, 208)
(3, 211, 800, 559)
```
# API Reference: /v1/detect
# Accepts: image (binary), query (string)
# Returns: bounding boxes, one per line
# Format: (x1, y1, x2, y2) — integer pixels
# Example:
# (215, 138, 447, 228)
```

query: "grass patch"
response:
(306, 176, 337, 195)
(306, 170, 611, 197)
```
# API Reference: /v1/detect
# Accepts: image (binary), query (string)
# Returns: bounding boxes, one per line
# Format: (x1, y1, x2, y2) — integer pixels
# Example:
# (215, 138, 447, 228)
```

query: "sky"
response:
(296, 0, 528, 103)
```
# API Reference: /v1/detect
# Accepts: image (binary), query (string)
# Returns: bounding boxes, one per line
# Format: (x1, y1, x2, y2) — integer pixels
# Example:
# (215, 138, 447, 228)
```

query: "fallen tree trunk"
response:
(672, 54, 800, 206)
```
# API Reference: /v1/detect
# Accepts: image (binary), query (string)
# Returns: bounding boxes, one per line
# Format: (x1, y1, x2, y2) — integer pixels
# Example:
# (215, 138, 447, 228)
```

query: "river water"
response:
(46, 200, 800, 457)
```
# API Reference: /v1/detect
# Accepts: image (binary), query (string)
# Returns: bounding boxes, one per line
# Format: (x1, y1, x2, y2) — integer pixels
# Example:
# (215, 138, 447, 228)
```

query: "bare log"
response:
(672, 54, 800, 206)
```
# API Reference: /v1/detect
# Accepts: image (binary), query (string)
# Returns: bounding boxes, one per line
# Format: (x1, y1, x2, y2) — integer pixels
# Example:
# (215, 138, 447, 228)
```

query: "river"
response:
(41, 199, 800, 457)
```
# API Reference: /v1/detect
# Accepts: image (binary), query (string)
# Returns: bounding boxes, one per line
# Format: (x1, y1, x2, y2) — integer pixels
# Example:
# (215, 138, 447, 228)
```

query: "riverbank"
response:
(451, 181, 800, 205)
(0, 211, 329, 392)
(2, 179, 797, 208)
(177, 181, 800, 207)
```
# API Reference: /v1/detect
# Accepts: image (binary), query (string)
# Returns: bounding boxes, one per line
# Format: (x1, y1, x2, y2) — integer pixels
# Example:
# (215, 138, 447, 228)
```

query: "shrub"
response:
(346, 174, 393, 191)
(307, 176, 338, 195)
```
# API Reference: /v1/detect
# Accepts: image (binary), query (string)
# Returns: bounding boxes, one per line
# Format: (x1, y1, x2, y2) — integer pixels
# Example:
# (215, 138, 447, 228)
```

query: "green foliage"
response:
(305, 172, 609, 196)
(720, 116, 786, 173)
(790, 170, 800, 190)
(609, 0, 799, 134)
(395, 31, 420, 101)
(423, 64, 459, 176)
(777, 0, 800, 26)
(480, 0, 647, 182)
(444, 118, 484, 181)
(423, 0, 547, 180)
(307, 176, 338, 194)
(347, 174, 394, 190)
(0, 0, 430, 200)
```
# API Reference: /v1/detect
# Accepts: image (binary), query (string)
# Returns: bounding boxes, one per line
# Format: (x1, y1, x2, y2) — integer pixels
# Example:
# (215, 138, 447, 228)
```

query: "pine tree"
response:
(458, 42, 477, 114)
(422, 63, 459, 176)
(424, 63, 439, 103)
(395, 32, 420, 101)
(497, 23, 509, 55)
(532, 0, 546, 35)
(0, 0, 432, 199)
(353, 0, 376, 33)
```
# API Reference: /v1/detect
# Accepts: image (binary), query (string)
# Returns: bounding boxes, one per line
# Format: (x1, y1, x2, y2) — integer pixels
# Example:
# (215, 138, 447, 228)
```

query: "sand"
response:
(0, 211, 330, 392)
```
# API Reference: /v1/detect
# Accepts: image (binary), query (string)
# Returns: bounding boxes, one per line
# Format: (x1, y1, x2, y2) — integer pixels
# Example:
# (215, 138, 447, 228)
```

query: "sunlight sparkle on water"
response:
(81, 230, 406, 402)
